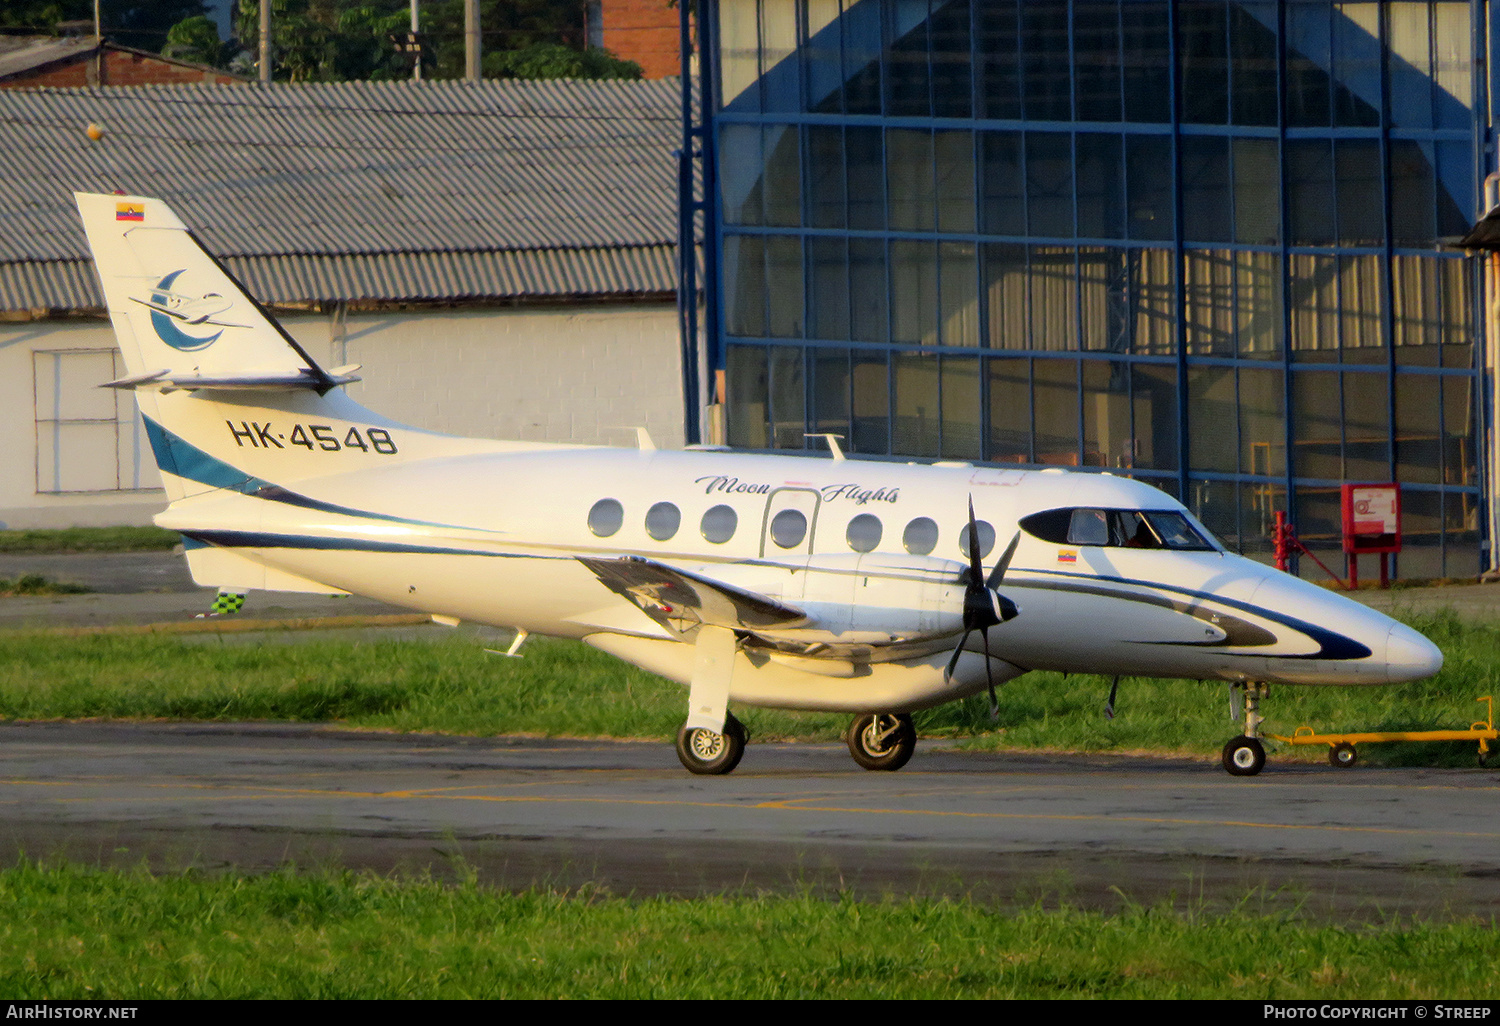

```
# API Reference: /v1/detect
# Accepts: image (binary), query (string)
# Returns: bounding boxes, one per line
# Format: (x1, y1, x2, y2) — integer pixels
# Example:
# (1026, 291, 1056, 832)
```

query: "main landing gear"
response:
(846, 712, 917, 771)
(675, 711, 919, 775)
(1222, 682, 1269, 776)
(676, 713, 747, 775)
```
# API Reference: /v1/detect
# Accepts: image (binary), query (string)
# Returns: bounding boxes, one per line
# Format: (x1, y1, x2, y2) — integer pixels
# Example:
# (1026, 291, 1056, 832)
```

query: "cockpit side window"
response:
(1020, 507, 1218, 551)
(1115, 511, 1159, 548)
(1145, 511, 1214, 549)
(1069, 509, 1109, 546)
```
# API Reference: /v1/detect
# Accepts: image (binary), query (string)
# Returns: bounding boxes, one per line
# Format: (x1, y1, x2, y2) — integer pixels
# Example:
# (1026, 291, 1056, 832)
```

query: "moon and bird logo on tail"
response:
(133, 269, 238, 351)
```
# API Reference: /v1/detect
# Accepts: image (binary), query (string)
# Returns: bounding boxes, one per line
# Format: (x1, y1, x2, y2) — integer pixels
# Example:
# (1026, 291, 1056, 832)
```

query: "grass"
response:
(0, 574, 90, 597)
(0, 860, 1493, 999)
(0, 526, 179, 554)
(0, 609, 1492, 765)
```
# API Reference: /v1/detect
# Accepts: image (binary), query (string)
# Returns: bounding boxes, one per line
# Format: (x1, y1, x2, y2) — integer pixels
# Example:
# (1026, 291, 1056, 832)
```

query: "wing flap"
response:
(577, 556, 809, 639)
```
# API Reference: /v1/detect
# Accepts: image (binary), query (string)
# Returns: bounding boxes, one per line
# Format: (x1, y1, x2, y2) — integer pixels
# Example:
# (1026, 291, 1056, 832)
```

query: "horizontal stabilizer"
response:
(184, 541, 348, 594)
(578, 556, 808, 639)
(103, 366, 361, 393)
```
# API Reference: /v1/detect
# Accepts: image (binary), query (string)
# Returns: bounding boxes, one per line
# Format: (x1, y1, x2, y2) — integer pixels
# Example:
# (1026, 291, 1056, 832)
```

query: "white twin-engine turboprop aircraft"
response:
(76, 193, 1444, 777)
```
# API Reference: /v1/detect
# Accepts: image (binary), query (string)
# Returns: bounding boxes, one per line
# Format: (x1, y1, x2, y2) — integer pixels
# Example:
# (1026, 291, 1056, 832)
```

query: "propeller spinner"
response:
(944, 499, 1021, 716)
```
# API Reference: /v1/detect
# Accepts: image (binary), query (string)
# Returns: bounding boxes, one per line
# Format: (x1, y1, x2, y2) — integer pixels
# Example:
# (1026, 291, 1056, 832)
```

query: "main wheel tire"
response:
(847, 712, 917, 771)
(1221, 735, 1266, 776)
(1329, 742, 1358, 768)
(675, 713, 746, 776)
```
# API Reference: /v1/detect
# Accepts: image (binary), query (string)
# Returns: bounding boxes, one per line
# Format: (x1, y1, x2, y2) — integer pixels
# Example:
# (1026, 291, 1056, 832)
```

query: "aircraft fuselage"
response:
(151, 406, 1442, 714)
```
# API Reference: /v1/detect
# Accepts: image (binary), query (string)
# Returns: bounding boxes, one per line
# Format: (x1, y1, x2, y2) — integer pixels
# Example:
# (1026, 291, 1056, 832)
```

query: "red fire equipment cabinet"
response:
(1341, 483, 1401, 588)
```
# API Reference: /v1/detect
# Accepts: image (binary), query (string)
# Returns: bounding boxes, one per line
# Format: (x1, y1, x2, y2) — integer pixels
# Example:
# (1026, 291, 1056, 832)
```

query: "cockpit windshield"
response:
(1020, 507, 1220, 551)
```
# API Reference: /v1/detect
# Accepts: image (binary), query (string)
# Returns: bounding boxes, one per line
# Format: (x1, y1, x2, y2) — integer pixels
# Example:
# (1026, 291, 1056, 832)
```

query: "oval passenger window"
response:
(958, 520, 995, 559)
(846, 513, 883, 553)
(588, 498, 624, 538)
(903, 517, 939, 555)
(645, 501, 680, 541)
(770, 509, 808, 549)
(700, 504, 737, 544)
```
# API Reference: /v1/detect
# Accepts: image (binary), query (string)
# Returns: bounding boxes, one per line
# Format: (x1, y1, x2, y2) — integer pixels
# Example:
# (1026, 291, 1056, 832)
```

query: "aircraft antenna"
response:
(806, 433, 845, 460)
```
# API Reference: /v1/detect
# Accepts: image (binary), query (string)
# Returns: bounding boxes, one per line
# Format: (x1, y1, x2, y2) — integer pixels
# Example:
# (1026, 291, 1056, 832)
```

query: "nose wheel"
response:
(1222, 682, 1269, 776)
(1222, 735, 1266, 776)
(846, 713, 916, 771)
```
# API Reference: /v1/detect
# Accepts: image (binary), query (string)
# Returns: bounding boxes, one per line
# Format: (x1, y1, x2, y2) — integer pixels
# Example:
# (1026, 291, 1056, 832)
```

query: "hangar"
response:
(679, 0, 1489, 580)
(0, 78, 683, 528)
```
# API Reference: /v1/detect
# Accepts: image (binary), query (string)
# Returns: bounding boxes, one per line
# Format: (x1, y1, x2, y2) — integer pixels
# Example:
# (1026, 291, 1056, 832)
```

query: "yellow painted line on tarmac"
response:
(746, 799, 1500, 839)
(3, 776, 1497, 842)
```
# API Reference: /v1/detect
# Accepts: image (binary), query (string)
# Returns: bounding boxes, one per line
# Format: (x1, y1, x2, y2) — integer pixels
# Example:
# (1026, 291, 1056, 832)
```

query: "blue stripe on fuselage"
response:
(142, 416, 460, 530)
(1023, 567, 1372, 661)
(180, 529, 522, 558)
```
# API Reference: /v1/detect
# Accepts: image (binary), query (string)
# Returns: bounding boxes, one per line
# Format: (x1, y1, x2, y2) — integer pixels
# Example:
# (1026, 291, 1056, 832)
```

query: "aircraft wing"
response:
(577, 556, 809, 639)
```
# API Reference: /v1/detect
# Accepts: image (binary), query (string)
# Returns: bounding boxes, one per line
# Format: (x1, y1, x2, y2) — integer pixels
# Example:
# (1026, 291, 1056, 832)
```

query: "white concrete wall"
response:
(0, 302, 682, 528)
(327, 304, 685, 447)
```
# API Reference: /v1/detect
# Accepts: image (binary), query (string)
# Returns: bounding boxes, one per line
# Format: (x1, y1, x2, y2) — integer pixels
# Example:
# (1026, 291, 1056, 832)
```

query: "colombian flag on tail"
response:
(115, 202, 144, 221)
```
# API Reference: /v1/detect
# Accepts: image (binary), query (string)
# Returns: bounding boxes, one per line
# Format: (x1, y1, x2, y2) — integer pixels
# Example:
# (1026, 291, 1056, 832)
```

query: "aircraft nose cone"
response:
(1385, 622, 1443, 683)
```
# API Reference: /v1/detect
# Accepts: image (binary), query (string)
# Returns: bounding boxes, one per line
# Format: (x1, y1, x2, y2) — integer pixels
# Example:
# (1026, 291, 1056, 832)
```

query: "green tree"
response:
(1, 1, 208, 53)
(236, 0, 411, 82)
(232, 1, 641, 83)
(485, 41, 640, 81)
(0, 3, 81, 32)
(163, 14, 230, 68)
(416, 0, 587, 79)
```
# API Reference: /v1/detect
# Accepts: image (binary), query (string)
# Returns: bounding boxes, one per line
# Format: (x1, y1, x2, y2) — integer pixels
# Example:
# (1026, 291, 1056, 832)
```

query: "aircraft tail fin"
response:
(74, 193, 494, 512)
(75, 192, 340, 390)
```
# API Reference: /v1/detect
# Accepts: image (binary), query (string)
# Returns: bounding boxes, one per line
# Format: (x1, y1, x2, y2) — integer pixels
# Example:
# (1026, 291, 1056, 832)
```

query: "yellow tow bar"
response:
(1268, 696, 1496, 768)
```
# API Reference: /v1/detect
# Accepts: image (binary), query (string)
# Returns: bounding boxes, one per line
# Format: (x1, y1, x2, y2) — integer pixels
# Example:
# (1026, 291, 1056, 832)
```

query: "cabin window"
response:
(770, 508, 808, 548)
(701, 504, 738, 543)
(645, 501, 681, 541)
(846, 513, 883, 553)
(903, 516, 939, 555)
(958, 519, 995, 559)
(588, 498, 624, 537)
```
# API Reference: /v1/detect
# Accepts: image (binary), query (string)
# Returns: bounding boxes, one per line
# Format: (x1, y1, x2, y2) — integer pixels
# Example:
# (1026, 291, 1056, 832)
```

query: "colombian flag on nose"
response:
(115, 202, 144, 221)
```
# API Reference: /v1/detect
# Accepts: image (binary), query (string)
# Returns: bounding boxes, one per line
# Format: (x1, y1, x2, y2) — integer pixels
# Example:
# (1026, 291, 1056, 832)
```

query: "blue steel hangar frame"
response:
(678, 0, 1491, 579)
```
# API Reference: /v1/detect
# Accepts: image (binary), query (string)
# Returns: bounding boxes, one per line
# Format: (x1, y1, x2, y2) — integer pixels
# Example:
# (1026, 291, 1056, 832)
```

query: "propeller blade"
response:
(985, 531, 1021, 590)
(943, 629, 972, 684)
(981, 626, 999, 722)
(965, 497, 984, 587)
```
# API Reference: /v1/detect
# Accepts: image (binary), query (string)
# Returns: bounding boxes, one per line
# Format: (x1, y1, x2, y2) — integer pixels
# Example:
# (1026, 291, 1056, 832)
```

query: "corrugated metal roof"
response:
(0, 79, 682, 310)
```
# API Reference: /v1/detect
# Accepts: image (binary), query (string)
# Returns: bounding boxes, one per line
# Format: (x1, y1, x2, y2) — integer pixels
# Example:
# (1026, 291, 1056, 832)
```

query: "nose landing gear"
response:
(846, 712, 917, 771)
(1222, 682, 1269, 776)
